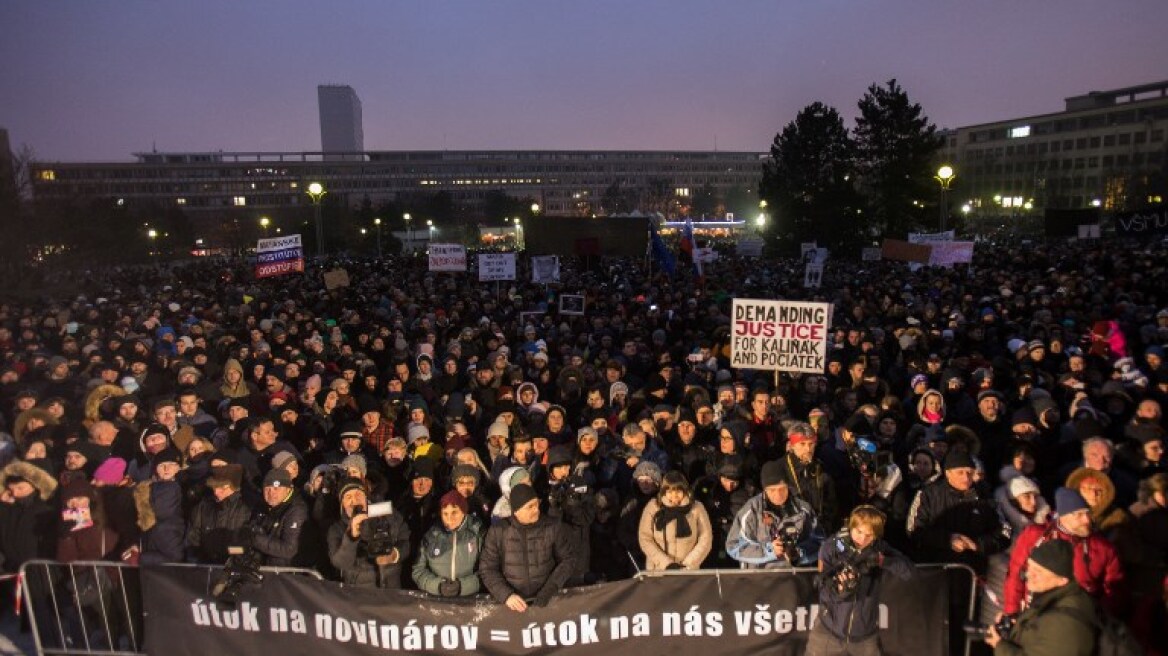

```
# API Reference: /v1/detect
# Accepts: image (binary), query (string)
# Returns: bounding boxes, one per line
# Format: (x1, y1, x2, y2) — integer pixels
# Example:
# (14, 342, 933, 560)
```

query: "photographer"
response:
(249, 468, 308, 567)
(984, 540, 1097, 656)
(542, 446, 596, 577)
(726, 460, 823, 569)
(808, 506, 914, 656)
(327, 479, 410, 588)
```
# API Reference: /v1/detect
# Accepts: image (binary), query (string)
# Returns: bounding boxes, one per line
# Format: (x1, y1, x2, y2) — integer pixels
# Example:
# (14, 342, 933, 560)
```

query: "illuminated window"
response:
(290, 182, 299, 189)
(675, 187, 691, 197)
(38, 170, 56, 181)
(1009, 126, 1031, 138)
(176, 198, 187, 205)
(233, 196, 247, 206)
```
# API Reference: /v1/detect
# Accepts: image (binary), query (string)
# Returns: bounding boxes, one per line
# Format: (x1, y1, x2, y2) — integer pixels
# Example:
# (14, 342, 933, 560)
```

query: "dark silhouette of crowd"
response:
(0, 235, 1166, 654)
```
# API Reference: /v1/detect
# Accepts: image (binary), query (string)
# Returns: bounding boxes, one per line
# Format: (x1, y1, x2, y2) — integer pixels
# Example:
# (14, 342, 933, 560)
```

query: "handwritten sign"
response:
(478, 253, 517, 282)
(730, 298, 830, 373)
(428, 244, 467, 272)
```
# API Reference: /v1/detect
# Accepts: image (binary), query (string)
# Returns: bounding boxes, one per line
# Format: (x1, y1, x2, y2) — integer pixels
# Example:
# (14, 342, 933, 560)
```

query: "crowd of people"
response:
(0, 235, 1166, 654)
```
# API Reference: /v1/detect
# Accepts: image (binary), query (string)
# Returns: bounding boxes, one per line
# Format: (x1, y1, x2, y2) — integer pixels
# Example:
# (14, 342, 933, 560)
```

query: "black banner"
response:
(1044, 208, 1099, 237)
(1114, 208, 1168, 236)
(141, 566, 950, 656)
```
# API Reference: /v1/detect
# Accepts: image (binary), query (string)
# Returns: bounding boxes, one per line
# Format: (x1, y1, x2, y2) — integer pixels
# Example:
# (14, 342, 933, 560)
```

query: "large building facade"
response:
(317, 85, 364, 158)
(942, 80, 1168, 215)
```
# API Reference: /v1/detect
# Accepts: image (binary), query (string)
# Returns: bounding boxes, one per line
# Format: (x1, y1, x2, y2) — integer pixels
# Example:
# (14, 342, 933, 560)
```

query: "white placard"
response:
(730, 298, 831, 373)
(1077, 224, 1100, 239)
(693, 247, 718, 264)
(428, 243, 467, 272)
(737, 236, 764, 257)
(478, 253, 517, 282)
(804, 263, 824, 288)
(908, 230, 955, 244)
(800, 242, 818, 260)
(531, 255, 561, 284)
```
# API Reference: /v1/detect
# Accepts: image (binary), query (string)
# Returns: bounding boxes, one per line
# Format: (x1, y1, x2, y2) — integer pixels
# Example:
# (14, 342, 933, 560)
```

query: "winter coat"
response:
(638, 496, 713, 570)
(326, 511, 411, 588)
(186, 491, 252, 564)
(411, 514, 483, 596)
(815, 531, 914, 642)
(906, 477, 1010, 571)
(479, 514, 577, 603)
(0, 461, 59, 573)
(135, 480, 185, 565)
(251, 493, 309, 567)
(57, 523, 119, 563)
(725, 493, 823, 569)
(1003, 521, 1125, 616)
(782, 452, 840, 533)
(993, 582, 1098, 656)
(1064, 467, 1132, 536)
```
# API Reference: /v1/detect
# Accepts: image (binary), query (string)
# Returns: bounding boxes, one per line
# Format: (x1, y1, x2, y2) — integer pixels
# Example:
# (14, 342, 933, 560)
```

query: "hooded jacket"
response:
(0, 461, 59, 573)
(1065, 467, 1130, 535)
(725, 492, 822, 569)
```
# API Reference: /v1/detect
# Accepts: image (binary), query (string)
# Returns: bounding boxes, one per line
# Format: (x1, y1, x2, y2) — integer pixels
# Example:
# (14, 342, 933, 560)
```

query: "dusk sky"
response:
(2, 0, 1167, 162)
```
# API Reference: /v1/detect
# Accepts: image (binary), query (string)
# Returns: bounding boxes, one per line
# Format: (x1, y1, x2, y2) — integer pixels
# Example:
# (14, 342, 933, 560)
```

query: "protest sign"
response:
(800, 242, 817, 260)
(478, 253, 517, 282)
(736, 236, 764, 257)
(428, 244, 467, 272)
(559, 294, 586, 316)
(927, 241, 974, 267)
(322, 268, 350, 290)
(1077, 224, 1101, 239)
(531, 255, 561, 284)
(861, 247, 882, 262)
(730, 298, 831, 373)
(803, 263, 823, 288)
(255, 234, 304, 279)
(907, 230, 955, 244)
(880, 239, 931, 263)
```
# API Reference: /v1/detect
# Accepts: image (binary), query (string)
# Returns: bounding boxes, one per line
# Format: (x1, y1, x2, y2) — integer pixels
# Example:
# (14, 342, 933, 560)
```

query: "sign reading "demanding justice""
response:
(730, 298, 831, 373)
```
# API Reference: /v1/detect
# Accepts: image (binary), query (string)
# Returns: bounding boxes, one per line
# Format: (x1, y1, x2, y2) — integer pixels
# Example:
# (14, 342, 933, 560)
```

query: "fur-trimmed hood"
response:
(0, 460, 59, 500)
(134, 481, 156, 532)
(85, 383, 127, 425)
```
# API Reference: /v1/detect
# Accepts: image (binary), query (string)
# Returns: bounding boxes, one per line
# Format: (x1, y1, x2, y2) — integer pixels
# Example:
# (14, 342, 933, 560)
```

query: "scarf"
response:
(654, 501, 693, 538)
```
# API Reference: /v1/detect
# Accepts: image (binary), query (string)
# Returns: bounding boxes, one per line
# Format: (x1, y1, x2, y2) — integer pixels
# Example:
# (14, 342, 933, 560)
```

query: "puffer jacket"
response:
(994, 581, 1098, 656)
(326, 511, 411, 588)
(251, 493, 309, 567)
(1002, 520, 1125, 616)
(815, 530, 915, 642)
(411, 514, 483, 596)
(725, 493, 823, 568)
(135, 480, 185, 565)
(638, 496, 713, 571)
(186, 492, 252, 564)
(906, 477, 1010, 571)
(479, 514, 577, 603)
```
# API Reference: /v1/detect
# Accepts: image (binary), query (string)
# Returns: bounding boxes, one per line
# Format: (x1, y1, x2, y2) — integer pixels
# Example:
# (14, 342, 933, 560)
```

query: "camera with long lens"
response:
(357, 501, 399, 557)
(963, 614, 1017, 640)
(771, 523, 802, 563)
(846, 437, 879, 477)
(832, 548, 882, 597)
(211, 545, 264, 606)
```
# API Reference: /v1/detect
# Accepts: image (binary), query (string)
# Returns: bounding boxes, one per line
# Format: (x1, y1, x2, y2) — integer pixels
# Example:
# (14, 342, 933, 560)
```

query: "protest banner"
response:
(255, 234, 304, 279)
(803, 263, 823, 288)
(428, 243, 467, 272)
(861, 247, 882, 262)
(927, 241, 974, 267)
(478, 253, 517, 282)
(880, 239, 931, 263)
(141, 566, 949, 656)
(736, 236, 764, 257)
(531, 255, 561, 284)
(1114, 208, 1168, 236)
(907, 230, 955, 244)
(1077, 224, 1101, 239)
(730, 298, 831, 373)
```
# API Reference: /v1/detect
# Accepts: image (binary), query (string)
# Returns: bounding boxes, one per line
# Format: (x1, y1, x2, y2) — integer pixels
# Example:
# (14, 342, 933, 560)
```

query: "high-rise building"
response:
(317, 85, 364, 159)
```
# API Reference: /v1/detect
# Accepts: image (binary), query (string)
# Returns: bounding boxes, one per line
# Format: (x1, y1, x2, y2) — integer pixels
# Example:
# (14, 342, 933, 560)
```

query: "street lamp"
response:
(934, 165, 955, 231)
(513, 218, 523, 250)
(259, 216, 270, 236)
(530, 203, 540, 215)
(403, 213, 412, 253)
(373, 217, 382, 259)
(306, 182, 326, 258)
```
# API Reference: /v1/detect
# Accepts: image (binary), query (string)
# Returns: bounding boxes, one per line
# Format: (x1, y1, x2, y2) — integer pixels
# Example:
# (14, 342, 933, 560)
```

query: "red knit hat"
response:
(440, 489, 469, 516)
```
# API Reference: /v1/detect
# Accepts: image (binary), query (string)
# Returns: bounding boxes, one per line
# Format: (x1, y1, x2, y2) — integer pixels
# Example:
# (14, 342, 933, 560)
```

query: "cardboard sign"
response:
(322, 268, 350, 290)
(428, 243, 467, 272)
(730, 298, 831, 373)
(478, 253, 516, 282)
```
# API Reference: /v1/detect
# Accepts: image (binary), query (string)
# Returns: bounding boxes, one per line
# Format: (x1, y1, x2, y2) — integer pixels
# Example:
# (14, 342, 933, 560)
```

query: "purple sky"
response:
(3, 0, 1167, 162)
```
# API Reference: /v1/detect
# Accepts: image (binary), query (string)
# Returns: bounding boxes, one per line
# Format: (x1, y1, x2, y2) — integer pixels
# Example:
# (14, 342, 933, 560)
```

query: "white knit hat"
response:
(1008, 476, 1040, 498)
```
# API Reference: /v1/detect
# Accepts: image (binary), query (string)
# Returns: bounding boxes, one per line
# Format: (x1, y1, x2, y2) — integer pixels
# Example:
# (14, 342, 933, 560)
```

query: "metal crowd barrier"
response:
(16, 561, 978, 656)
(16, 561, 322, 656)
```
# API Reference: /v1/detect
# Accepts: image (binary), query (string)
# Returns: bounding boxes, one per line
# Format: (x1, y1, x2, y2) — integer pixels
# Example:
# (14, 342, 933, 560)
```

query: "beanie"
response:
(760, 460, 789, 488)
(407, 424, 430, 443)
(439, 489, 469, 516)
(93, 457, 128, 485)
(632, 461, 663, 486)
(508, 483, 539, 511)
(271, 450, 297, 472)
(546, 445, 573, 468)
(1029, 539, 1075, 579)
(340, 454, 367, 478)
(337, 477, 367, 501)
(263, 467, 293, 488)
(1008, 476, 1040, 498)
(1054, 487, 1090, 516)
(151, 446, 182, 470)
(943, 450, 974, 470)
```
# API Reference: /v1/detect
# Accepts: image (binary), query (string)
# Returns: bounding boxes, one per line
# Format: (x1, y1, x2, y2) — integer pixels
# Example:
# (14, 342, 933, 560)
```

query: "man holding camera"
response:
(327, 479, 410, 588)
(726, 460, 823, 568)
(808, 506, 914, 656)
(984, 540, 1097, 656)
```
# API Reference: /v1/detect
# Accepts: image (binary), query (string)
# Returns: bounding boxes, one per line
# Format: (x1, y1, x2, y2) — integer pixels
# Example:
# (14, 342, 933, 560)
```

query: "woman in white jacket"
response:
(638, 471, 713, 571)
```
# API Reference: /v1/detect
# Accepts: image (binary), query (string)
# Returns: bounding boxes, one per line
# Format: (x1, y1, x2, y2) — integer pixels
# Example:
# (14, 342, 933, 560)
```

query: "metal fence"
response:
(16, 561, 322, 656)
(16, 561, 978, 656)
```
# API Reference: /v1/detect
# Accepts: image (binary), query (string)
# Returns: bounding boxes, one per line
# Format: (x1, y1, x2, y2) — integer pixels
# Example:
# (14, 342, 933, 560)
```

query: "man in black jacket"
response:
(187, 464, 252, 564)
(479, 484, 577, 612)
(250, 468, 309, 567)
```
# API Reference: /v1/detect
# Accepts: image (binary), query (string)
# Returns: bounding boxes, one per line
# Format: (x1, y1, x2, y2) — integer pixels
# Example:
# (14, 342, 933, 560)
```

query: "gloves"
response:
(438, 579, 461, 597)
(665, 563, 684, 570)
(531, 589, 556, 607)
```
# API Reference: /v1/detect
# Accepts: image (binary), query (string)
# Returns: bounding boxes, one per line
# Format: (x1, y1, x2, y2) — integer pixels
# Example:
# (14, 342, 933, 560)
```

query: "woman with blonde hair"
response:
(638, 471, 712, 571)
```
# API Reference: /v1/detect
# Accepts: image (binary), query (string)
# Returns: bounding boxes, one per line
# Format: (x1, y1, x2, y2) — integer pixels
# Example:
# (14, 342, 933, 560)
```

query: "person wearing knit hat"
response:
(92, 457, 128, 487)
(413, 485, 483, 596)
(340, 454, 367, 479)
(633, 460, 663, 487)
(726, 457, 821, 569)
(152, 446, 183, 481)
(996, 475, 1050, 535)
(985, 538, 1098, 655)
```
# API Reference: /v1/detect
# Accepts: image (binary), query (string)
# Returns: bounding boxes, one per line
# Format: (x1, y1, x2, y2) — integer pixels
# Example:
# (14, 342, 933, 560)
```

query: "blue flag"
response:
(648, 220, 676, 276)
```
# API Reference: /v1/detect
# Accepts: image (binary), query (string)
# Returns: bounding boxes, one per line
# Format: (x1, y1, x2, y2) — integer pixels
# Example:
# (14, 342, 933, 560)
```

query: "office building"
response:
(318, 85, 364, 159)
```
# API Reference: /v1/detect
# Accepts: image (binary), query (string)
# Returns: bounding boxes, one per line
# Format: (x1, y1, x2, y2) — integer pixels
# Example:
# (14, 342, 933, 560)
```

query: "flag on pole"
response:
(648, 219, 676, 276)
(681, 217, 702, 277)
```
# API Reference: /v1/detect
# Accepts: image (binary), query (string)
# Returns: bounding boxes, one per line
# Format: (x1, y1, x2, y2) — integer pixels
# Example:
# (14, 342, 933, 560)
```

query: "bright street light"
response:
(934, 165, 956, 231)
(530, 203, 540, 214)
(147, 229, 158, 239)
(306, 182, 326, 257)
(755, 213, 766, 227)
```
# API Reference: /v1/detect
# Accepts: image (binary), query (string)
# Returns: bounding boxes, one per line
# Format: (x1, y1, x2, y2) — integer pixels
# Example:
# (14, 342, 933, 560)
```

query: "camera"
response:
(770, 523, 802, 563)
(212, 545, 264, 606)
(358, 502, 399, 557)
(963, 614, 1016, 640)
(846, 437, 879, 477)
(832, 548, 882, 597)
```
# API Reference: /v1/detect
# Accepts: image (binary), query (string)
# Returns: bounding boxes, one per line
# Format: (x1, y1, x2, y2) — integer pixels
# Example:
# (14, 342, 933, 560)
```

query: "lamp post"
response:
(373, 217, 382, 259)
(259, 216, 270, 236)
(306, 182, 326, 258)
(513, 218, 523, 251)
(403, 213, 412, 254)
(934, 165, 955, 232)
(426, 219, 434, 246)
